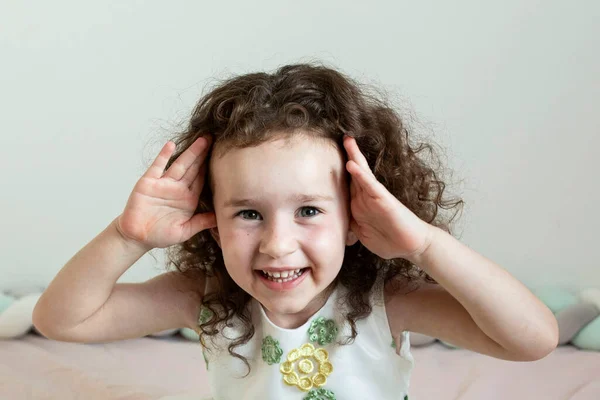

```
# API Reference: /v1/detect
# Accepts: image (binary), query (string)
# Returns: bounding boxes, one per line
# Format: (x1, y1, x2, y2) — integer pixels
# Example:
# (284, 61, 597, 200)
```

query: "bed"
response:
(1, 333, 599, 399)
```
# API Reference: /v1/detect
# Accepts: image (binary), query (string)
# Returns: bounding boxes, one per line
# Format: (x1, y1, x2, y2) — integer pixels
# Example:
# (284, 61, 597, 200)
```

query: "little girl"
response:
(33, 63, 558, 400)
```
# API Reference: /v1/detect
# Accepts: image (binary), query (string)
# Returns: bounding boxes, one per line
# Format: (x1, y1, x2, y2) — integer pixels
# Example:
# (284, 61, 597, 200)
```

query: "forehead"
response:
(211, 136, 346, 203)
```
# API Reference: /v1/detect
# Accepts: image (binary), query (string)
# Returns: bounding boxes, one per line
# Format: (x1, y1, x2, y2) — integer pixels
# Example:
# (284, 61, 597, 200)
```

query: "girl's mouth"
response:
(259, 268, 307, 283)
(255, 268, 309, 291)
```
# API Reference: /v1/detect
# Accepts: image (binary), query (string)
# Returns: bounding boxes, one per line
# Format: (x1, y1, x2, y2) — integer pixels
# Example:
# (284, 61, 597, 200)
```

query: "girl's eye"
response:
(299, 207, 320, 218)
(238, 210, 262, 220)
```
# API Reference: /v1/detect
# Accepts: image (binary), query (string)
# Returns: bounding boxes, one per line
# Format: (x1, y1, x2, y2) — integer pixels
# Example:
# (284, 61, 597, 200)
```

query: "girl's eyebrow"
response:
(224, 194, 334, 208)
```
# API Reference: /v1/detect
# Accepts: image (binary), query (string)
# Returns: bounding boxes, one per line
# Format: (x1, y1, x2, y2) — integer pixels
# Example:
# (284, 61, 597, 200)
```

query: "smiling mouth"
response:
(259, 268, 307, 283)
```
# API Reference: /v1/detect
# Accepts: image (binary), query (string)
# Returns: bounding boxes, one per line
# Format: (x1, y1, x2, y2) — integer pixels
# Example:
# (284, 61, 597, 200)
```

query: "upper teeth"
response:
(264, 269, 301, 278)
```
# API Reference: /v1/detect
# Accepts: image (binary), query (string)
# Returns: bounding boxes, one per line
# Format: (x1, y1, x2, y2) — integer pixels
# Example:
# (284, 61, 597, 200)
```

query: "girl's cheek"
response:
(307, 223, 341, 250)
(220, 227, 254, 270)
(224, 226, 258, 248)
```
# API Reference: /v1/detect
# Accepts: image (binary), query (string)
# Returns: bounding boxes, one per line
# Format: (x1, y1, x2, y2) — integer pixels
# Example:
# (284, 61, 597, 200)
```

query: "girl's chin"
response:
(257, 291, 333, 329)
(260, 296, 311, 316)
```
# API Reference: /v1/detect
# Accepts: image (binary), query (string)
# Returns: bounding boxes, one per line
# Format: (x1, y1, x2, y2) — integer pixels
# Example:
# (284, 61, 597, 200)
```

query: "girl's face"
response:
(210, 134, 357, 328)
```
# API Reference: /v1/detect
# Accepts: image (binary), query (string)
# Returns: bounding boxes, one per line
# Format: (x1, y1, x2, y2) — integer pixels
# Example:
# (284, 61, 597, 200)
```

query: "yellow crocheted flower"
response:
(280, 343, 334, 392)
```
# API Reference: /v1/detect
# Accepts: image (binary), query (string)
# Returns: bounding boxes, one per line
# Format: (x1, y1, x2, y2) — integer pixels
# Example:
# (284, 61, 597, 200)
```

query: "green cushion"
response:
(180, 327, 200, 341)
(571, 317, 600, 351)
(0, 293, 15, 313)
(532, 287, 578, 314)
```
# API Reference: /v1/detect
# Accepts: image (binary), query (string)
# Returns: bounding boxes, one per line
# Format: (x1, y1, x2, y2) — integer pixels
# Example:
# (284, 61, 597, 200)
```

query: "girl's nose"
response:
(259, 219, 297, 258)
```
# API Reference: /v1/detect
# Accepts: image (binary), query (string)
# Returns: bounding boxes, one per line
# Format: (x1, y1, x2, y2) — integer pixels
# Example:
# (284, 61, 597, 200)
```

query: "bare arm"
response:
(386, 226, 558, 361)
(34, 137, 215, 343)
(33, 217, 203, 342)
(342, 135, 557, 361)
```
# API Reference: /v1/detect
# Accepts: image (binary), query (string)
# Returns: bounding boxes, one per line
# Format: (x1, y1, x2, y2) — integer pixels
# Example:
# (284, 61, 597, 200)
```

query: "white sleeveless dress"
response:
(199, 281, 414, 400)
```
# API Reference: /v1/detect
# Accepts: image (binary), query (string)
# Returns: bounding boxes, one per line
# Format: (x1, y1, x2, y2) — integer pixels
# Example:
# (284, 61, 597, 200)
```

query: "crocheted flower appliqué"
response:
(307, 317, 338, 346)
(198, 306, 213, 324)
(280, 343, 333, 392)
(304, 388, 336, 400)
(262, 335, 284, 365)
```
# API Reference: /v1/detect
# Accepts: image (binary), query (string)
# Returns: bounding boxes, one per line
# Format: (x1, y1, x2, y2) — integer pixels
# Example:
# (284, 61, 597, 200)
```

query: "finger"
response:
(343, 136, 372, 174)
(164, 136, 209, 182)
(145, 141, 176, 179)
(181, 152, 205, 187)
(189, 163, 206, 195)
(346, 160, 382, 199)
(164, 136, 207, 181)
(186, 212, 217, 237)
(349, 175, 362, 199)
(181, 136, 213, 185)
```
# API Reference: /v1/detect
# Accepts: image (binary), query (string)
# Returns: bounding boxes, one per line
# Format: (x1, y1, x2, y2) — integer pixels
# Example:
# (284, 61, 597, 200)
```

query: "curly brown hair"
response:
(163, 62, 464, 373)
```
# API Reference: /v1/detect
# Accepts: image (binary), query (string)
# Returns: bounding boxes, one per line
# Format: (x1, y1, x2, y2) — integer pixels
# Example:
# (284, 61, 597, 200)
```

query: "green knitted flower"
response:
(261, 335, 283, 365)
(198, 307, 213, 325)
(303, 388, 336, 400)
(307, 317, 338, 346)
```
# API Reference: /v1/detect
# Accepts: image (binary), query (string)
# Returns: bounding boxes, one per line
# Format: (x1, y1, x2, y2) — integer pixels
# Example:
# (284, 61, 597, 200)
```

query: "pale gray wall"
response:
(1, 1, 598, 291)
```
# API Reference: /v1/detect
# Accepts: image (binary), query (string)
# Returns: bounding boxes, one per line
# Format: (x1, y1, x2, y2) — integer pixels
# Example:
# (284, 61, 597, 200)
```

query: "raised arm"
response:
(33, 136, 216, 343)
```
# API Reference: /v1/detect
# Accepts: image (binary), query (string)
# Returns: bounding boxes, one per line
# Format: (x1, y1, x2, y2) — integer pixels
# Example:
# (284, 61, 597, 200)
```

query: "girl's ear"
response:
(210, 227, 222, 248)
(345, 229, 358, 246)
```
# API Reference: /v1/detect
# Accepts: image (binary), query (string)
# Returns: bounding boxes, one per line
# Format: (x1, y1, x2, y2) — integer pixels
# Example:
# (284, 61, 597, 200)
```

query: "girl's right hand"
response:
(115, 136, 217, 250)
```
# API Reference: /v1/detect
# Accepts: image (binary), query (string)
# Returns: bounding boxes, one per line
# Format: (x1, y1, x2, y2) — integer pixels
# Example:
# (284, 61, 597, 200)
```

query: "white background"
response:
(1, 1, 598, 291)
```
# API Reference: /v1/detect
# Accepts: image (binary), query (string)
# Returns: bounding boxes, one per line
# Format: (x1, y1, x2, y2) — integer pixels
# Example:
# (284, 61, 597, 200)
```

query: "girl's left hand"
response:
(343, 135, 434, 261)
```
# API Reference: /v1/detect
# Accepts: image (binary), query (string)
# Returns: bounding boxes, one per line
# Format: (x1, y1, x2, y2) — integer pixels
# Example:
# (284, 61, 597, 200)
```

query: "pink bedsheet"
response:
(0, 334, 598, 399)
